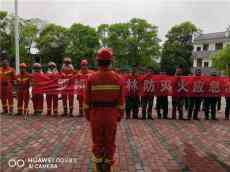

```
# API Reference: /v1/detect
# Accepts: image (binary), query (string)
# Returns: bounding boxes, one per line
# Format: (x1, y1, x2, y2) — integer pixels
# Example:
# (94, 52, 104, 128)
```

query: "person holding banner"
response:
(140, 67, 154, 120)
(125, 65, 140, 119)
(172, 66, 185, 120)
(187, 68, 203, 120)
(31, 63, 45, 115)
(156, 71, 169, 119)
(15, 63, 30, 115)
(46, 62, 59, 116)
(61, 57, 76, 117)
(0, 53, 16, 115)
(84, 48, 124, 171)
(204, 72, 219, 120)
(77, 59, 92, 117)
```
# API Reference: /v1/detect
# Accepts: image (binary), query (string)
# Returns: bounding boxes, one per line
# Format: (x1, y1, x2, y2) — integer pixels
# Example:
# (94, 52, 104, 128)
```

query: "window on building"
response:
(204, 62, 209, 68)
(215, 42, 223, 50)
(197, 59, 203, 67)
(203, 44, 209, 51)
(196, 47, 201, 51)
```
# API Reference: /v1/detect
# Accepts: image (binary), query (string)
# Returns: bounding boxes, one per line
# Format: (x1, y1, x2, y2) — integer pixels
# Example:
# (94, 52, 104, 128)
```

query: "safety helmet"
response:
(96, 48, 113, 61)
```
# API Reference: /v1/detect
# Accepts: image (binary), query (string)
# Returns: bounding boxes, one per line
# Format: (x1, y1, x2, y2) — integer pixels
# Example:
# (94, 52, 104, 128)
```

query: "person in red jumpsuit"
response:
(77, 59, 92, 117)
(0, 53, 16, 115)
(15, 63, 31, 115)
(31, 63, 45, 115)
(61, 57, 76, 116)
(46, 62, 59, 116)
(84, 48, 124, 171)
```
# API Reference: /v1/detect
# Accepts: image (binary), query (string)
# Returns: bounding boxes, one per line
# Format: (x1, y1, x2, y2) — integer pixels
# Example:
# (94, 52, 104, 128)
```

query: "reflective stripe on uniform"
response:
(91, 85, 120, 91)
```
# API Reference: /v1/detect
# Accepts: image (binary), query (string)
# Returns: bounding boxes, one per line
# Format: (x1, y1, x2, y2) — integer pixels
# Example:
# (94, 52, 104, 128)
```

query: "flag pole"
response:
(15, 0, 20, 73)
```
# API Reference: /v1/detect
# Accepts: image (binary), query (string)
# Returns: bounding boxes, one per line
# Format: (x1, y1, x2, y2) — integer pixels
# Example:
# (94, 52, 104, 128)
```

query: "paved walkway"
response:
(0, 112, 229, 172)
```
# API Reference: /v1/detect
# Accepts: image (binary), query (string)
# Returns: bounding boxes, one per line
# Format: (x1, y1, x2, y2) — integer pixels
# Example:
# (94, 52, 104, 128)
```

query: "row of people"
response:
(0, 54, 229, 120)
(125, 66, 229, 120)
(0, 53, 92, 117)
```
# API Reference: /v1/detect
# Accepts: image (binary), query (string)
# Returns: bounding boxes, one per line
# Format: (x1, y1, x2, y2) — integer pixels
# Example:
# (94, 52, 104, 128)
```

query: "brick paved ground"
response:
(0, 100, 230, 172)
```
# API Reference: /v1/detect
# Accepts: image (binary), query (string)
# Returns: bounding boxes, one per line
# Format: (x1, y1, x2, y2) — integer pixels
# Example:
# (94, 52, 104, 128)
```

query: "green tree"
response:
(37, 23, 66, 66)
(161, 21, 198, 75)
(97, 24, 109, 47)
(0, 11, 38, 64)
(20, 20, 38, 64)
(127, 18, 160, 67)
(65, 23, 99, 67)
(212, 44, 230, 76)
(97, 18, 160, 69)
(0, 11, 15, 62)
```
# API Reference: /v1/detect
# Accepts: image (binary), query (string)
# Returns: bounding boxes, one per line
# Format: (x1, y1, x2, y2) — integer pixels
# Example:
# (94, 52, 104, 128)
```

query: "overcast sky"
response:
(1, 0, 230, 41)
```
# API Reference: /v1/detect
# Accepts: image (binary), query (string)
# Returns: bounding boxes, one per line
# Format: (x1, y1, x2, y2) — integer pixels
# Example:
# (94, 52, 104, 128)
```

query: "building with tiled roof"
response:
(192, 26, 230, 75)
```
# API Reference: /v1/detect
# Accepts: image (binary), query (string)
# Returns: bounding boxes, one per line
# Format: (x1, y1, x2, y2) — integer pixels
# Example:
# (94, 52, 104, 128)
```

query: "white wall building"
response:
(192, 27, 230, 74)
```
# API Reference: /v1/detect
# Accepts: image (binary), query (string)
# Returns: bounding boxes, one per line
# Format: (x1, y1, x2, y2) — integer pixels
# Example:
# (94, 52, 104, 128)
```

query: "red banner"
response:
(1, 73, 228, 97)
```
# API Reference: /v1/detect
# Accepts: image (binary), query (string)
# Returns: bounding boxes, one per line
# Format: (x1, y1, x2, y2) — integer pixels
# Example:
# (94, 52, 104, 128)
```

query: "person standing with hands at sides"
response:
(15, 63, 31, 115)
(77, 59, 93, 117)
(84, 48, 125, 172)
(61, 57, 76, 117)
(46, 62, 59, 116)
(0, 51, 16, 115)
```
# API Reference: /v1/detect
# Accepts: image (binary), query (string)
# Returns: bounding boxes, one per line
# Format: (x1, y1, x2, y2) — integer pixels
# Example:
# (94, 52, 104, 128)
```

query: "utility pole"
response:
(15, 0, 20, 73)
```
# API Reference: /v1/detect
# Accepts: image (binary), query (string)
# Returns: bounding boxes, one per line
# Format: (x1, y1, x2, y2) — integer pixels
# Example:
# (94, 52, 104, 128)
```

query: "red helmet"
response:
(19, 63, 28, 68)
(33, 63, 42, 68)
(96, 48, 113, 61)
(80, 59, 88, 66)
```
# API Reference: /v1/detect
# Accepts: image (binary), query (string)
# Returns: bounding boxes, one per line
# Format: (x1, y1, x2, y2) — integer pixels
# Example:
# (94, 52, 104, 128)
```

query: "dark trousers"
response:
(125, 96, 139, 119)
(217, 97, 221, 111)
(204, 97, 218, 120)
(172, 97, 184, 119)
(188, 97, 202, 119)
(156, 96, 168, 119)
(225, 97, 230, 120)
(141, 96, 154, 119)
(184, 97, 189, 110)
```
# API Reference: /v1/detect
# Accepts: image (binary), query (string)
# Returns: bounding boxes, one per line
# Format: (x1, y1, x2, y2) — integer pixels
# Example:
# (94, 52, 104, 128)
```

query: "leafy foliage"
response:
(161, 21, 198, 75)
(212, 44, 230, 76)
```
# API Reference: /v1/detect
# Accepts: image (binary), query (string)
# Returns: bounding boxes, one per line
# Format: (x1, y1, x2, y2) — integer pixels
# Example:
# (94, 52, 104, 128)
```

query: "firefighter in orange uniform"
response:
(84, 48, 124, 171)
(15, 63, 31, 115)
(46, 62, 59, 116)
(77, 59, 92, 117)
(0, 53, 16, 115)
(61, 57, 76, 116)
(31, 63, 44, 115)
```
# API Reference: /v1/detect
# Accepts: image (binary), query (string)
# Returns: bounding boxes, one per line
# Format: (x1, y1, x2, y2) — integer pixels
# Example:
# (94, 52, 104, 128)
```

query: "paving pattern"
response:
(0, 104, 230, 172)
(0, 97, 230, 172)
